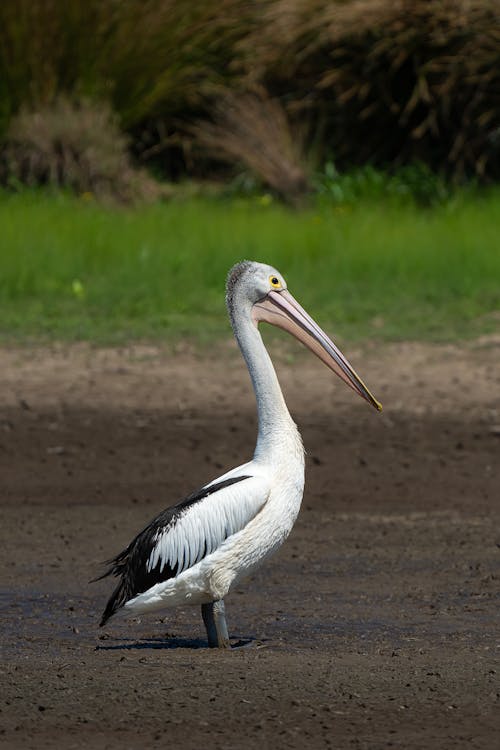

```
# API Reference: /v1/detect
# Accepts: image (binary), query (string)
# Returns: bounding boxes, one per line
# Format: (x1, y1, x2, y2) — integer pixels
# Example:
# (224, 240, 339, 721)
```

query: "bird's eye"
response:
(269, 275, 281, 289)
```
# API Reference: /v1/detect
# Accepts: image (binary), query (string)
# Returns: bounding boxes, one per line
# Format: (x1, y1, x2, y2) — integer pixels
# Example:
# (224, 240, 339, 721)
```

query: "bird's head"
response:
(227, 260, 382, 411)
(226, 260, 288, 305)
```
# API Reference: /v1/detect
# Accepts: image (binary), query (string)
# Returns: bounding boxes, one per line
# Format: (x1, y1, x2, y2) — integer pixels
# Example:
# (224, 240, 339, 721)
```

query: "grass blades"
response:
(0, 190, 499, 344)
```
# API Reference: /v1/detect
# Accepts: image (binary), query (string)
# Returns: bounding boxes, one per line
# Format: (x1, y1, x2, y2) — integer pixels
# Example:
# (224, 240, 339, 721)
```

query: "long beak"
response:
(252, 289, 382, 411)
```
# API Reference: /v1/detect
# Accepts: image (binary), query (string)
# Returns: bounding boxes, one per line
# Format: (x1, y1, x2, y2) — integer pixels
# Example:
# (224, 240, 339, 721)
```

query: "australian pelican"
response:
(95, 261, 381, 647)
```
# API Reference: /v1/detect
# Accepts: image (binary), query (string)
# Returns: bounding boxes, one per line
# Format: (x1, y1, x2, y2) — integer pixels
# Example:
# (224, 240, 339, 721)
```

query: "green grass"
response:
(0, 190, 499, 345)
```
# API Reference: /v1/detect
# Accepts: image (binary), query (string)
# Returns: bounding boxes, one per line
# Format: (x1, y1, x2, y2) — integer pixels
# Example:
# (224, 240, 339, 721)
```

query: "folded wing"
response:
(98, 472, 270, 625)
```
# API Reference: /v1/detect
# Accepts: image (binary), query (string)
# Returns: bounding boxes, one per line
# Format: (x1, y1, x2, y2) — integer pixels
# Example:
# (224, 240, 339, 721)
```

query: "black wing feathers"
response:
(96, 475, 250, 626)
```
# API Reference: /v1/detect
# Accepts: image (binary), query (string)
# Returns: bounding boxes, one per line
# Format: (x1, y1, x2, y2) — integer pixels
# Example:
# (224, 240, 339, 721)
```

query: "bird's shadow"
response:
(95, 635, 262, 651)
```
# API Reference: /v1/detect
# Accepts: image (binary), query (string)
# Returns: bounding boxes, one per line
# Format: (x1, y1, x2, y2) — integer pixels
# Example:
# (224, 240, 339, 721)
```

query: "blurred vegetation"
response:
(1, 191, 499, 343)
(0, 98, 164, 202)
(0, 0, 499, 201)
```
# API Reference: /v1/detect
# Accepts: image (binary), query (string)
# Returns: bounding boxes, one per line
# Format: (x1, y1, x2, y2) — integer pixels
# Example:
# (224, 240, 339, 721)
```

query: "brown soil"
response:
(1, 340, 499, 749)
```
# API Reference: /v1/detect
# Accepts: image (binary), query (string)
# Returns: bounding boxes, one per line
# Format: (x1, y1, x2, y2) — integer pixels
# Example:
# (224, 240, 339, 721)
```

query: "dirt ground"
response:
(0, 338, 499, 749)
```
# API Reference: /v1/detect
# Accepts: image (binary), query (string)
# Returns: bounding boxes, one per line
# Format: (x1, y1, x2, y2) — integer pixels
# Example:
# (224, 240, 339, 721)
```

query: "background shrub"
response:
(244, 0, 500, 181)
(191, 87, 310, 202)
(0, 0, 499, 198)
(1, 98, 161, 202)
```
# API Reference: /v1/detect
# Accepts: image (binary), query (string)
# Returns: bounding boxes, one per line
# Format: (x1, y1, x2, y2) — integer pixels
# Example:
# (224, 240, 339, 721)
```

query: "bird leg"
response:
(201, 600, 231, 649)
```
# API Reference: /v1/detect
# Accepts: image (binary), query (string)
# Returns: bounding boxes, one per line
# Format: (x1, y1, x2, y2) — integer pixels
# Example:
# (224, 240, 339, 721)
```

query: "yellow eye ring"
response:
(269, 275, 282, 289)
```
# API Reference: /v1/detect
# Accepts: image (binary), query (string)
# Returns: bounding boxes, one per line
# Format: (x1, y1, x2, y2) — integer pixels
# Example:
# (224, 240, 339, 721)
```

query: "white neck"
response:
(229, 299, 301, 463)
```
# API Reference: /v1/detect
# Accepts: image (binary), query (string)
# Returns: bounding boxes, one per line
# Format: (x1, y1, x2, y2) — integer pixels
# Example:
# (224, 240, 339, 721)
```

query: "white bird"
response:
(95, 261, 381, 648)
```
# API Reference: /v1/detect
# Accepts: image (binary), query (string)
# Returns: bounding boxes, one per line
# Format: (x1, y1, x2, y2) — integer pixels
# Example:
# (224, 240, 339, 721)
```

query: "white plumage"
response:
(143, 474, 270, 585)
(96, 260, 381, 647)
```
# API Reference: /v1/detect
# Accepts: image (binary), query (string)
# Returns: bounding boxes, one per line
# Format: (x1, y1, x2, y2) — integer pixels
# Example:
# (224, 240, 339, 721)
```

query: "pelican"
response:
(95, 261, 381, 647)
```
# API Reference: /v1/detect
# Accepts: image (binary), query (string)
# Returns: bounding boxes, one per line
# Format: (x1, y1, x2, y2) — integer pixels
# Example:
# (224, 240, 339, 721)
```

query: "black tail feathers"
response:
(99, 578, 128, 627)
(91, 551, 131, 627)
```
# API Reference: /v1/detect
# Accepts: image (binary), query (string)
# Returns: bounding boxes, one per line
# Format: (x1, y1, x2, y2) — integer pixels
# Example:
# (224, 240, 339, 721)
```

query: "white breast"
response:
(203, 424, 305, 599)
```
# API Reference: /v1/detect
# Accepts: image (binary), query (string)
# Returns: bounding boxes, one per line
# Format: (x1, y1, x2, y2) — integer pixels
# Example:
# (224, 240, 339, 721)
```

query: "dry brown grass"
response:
(243, 0, 500, 180)
(191, 87, 310, 201)
(1, 98, 162, 202)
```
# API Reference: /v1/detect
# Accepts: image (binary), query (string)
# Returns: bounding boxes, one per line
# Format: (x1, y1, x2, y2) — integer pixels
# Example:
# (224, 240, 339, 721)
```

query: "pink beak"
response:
(252, 289, 382, 411)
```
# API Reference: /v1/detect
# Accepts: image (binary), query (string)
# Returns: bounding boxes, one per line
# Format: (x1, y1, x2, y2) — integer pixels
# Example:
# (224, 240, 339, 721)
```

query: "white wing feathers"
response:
(146, 475, 270, 577)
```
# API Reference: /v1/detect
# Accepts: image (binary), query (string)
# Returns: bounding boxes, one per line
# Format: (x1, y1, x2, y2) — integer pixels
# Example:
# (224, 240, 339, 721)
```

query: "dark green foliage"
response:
(314, 162, 450, 207)
(0, 0, 499, 196)
(0, 0, 246, 131)
(0, 0, 107, 134)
